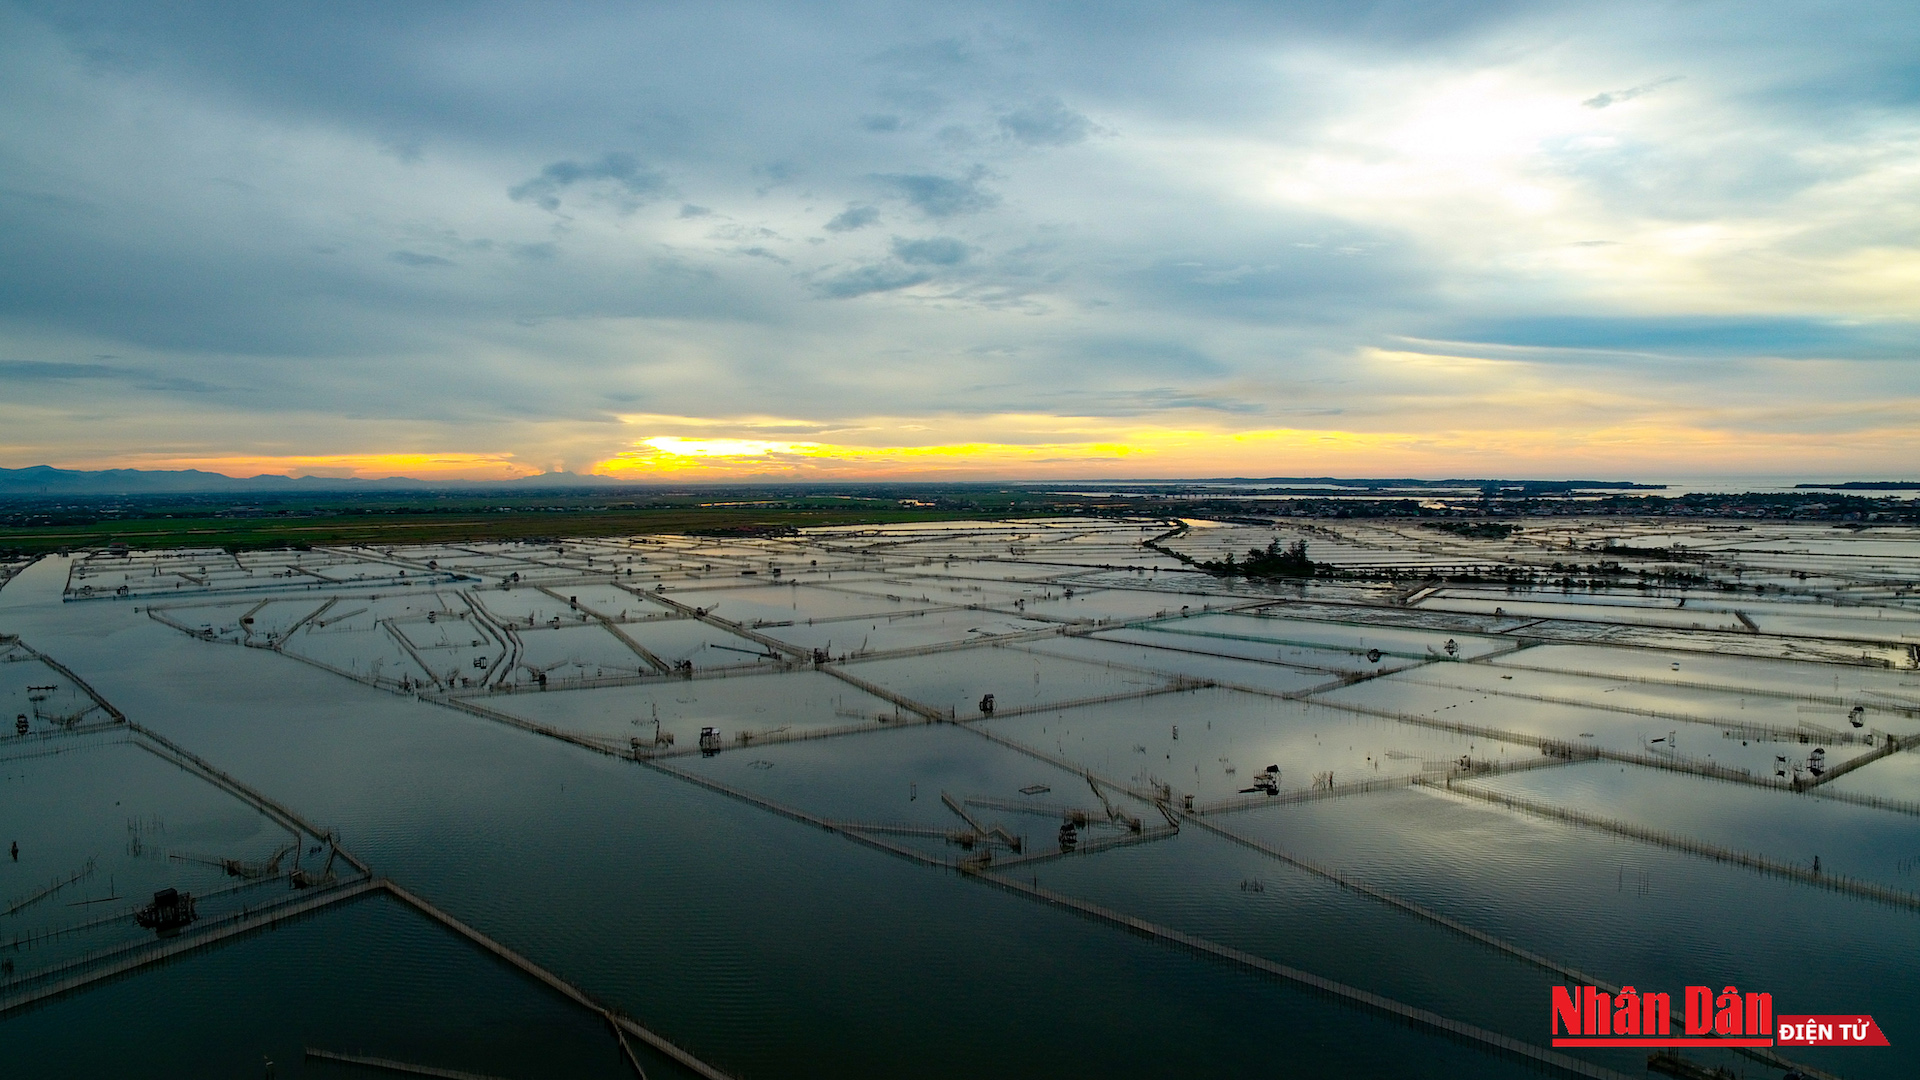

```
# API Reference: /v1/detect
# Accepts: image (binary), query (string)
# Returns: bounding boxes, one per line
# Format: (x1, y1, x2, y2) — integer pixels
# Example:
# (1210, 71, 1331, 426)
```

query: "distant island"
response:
(1796, 481, 1920, 490)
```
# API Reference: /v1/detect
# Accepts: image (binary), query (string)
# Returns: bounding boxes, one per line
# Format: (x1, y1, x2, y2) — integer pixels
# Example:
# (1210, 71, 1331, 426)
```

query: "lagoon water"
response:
(3, 520, 1917, 1078)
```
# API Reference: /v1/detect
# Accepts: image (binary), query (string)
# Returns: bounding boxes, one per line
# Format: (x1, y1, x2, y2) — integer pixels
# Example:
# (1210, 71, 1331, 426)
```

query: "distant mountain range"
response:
(0, 465, 625, 495)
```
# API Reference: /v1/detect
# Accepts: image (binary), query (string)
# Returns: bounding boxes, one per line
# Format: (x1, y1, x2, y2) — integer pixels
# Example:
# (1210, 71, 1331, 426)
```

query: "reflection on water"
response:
(3, 516, 1918, 1078)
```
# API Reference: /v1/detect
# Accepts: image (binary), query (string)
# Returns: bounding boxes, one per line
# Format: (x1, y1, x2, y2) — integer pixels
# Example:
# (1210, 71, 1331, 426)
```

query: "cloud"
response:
(508, 152, 665, 212)
(756, 161, 801, 184)
(0, 359, 215, 394)
(874, 169, 999, 218)
(868, 37, 972, 71)
(1435, 316, 1920, 359)
(1064, 338, 1225, 377)
(813, 263, 933, 298)
(0, 359, 120, 380)
(891, 236, 970, 265)
(1049, 385, 1268, 415)
(825, 204, 879, 232)
(4, 4, 1920, 477)
(998, 98, 1093, 146)
(1584, 76, 1683, 110)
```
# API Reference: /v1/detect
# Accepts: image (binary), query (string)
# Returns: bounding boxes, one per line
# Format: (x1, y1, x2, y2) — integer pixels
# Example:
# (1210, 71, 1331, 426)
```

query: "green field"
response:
(0, 488, 1142, 554)
(0, 508, 988, 554)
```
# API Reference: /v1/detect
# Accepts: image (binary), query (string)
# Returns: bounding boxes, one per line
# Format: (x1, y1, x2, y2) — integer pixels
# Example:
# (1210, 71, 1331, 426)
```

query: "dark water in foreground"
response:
(0, 558, 1551, 1079)
(2, 553, 1910, 1078)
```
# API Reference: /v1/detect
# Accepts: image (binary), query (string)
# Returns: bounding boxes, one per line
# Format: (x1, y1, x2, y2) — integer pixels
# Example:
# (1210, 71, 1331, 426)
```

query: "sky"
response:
(2, 1, 1918, 482)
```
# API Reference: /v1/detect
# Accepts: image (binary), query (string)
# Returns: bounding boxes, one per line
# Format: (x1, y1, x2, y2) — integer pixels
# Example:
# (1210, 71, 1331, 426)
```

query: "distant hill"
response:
(0, 465, 624, 495)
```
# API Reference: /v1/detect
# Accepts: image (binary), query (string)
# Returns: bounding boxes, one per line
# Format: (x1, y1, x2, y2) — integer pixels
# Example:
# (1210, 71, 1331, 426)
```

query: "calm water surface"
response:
(3, 542, 1913, 1080)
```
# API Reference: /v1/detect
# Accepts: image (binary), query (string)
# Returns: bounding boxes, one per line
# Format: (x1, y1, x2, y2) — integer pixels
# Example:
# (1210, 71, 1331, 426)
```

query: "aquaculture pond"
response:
(4, 517, 1917, 1079)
